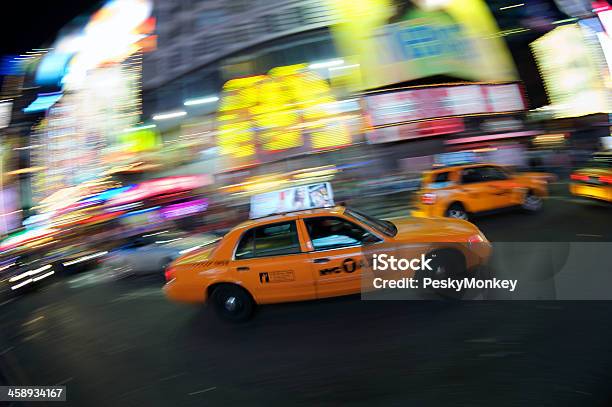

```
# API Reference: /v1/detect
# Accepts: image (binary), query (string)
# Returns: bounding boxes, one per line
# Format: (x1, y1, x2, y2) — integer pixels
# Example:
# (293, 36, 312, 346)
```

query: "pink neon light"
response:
(445, 131, 541, 145)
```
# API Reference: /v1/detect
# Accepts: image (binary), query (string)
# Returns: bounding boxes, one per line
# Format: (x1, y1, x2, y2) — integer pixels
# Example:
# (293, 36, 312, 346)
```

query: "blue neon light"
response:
(23, 92, 64, 113)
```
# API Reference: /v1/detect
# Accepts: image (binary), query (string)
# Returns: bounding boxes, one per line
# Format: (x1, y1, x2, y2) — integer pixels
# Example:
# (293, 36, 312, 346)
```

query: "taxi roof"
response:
(235, 206, 347, 231)
(428, 162, 502, 173)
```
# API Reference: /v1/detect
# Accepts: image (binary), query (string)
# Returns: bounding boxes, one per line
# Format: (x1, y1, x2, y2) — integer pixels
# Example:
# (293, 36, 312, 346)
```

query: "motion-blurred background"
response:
(0, 0, 611, 281)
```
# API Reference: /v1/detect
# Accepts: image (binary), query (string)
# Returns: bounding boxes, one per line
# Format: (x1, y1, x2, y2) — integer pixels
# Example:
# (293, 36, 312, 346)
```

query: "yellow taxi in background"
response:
(412, 163, 550, 220)
(569, 153, 612, 203)
(164, 184, 491, 321)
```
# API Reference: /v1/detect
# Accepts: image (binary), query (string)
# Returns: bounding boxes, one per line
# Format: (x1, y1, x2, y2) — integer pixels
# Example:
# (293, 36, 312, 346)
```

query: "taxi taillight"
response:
(468, 234, 485, 243)
(421, 193, 437, 205)
(570, 173, 589, 182)
(164, 268, 175, 282)
(600, 176, 612, 184)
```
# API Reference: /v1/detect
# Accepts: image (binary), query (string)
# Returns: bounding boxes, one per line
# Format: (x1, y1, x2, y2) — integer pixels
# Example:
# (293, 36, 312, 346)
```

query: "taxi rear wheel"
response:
(211, 284, 254, 322)
(445, 203, 469, 221)
(522, 190, 543, 212)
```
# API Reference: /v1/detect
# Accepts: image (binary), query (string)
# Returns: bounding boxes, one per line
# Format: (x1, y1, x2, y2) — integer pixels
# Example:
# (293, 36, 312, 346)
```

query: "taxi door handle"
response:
(237, 267, 250, 272)
(313, 258, 330, 264)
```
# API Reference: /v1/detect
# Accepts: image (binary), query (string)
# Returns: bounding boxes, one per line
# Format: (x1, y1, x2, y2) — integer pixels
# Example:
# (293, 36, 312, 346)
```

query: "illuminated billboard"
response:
(30, 0, 157, 203)
(217, 64, 355, 170)
(327, 0, 517, 91)
(364, 82, 525, 143)
(531, 24, 611, 118)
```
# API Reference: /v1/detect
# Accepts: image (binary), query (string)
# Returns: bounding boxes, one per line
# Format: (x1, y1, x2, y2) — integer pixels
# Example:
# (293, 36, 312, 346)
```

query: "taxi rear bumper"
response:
(569, 183, 611, 202)
(164, 279, 206, 304)
(411, 205, 445, 218)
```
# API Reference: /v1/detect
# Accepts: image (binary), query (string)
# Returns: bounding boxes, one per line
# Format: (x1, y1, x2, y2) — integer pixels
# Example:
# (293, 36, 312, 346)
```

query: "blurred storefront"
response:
(22, 0, 158, 212)
(139, 0, 550, 205)
(528, 3, 612, 168)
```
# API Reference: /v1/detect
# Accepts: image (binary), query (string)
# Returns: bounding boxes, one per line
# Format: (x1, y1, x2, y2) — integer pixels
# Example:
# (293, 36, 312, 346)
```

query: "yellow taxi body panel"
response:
(411, 163, 549, 218)
(164, 207, 491, 305)
(569, 168, 612, 203)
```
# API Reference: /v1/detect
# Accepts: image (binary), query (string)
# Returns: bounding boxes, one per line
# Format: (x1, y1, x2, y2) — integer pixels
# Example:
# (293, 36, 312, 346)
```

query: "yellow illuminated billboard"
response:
(217, 64, 353, 169)
(327, 0, 517, 91)
(531, 24, 611, 118)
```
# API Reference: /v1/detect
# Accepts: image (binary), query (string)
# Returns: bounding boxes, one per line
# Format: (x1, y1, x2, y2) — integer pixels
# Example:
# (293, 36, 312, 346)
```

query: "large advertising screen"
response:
(364, 83, 525, 143)
(327, 0, 518, 91)
(531, 24, 611, 118)
(217, 65, 357, 170)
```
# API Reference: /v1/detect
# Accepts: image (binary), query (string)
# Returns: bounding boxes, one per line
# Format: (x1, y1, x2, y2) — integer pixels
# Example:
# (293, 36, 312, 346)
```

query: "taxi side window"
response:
(485, 166, 509, 180)
(235, 229, 255, 259)
(304, 217, 376, 251)
(462, 166, 508, 184)
(429, 172, 452, 189)
(235, 221, 301, 260)
(434, 172, 449, 182)
(461, 167, 485, 184)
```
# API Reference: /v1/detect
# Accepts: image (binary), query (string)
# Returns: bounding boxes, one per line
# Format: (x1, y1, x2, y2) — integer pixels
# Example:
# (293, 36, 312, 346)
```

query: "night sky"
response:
(0, 0, 101, 56)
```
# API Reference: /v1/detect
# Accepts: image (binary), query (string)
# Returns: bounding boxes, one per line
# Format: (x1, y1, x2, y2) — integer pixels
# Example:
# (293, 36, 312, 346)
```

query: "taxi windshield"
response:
(345, 208, 397, 237)
(585, 156, 612, 169)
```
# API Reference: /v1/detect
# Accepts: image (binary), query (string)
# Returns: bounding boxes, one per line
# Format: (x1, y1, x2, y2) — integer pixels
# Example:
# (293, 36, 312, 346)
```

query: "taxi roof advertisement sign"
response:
(250, 183, 335, 219)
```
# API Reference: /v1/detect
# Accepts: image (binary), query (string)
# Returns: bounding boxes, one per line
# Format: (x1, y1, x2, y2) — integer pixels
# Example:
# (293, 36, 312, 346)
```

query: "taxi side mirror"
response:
(363, 233, 381, 245)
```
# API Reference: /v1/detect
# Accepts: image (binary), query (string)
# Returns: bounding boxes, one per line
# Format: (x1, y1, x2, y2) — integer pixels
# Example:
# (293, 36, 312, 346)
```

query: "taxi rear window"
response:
(426, 171, 453, 189)
(235, 221, 301, 259)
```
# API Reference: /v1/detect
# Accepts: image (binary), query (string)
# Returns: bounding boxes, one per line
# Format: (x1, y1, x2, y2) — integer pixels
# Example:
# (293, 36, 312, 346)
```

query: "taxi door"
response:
(481, 166, 519, 209)
(459, 166, 508, 211)
(299, 215, 374, 298)
(230, 220, 316, 304)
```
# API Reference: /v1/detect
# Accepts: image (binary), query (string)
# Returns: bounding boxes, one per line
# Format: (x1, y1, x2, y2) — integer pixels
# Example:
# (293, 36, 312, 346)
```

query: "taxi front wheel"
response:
(211, 284, 255, 322)
(522, 190, 543, 213)
(445, 203, 469, 221)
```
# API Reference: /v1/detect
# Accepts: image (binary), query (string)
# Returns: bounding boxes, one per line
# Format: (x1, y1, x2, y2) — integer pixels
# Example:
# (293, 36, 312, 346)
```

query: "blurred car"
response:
(164, 206, 491, 321)
(0, 254, 57, 299)
(47, 246, 110, 275)
(358, 175, 421, 195)
(411, 163, 550, 220)
(569, 152, 612, 203)
(102, 231, 221, 278)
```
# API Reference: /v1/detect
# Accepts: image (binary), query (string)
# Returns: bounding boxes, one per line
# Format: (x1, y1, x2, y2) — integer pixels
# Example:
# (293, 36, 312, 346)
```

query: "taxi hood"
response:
(390, 217, 481, 242)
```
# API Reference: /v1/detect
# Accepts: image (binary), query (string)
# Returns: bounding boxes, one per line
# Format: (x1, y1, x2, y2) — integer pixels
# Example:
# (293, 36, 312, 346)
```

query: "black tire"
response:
(416, 249, 467, 299)
(211, 284, 255, 322)
(521, 190, 543, 213)
(445, 203, 469, 221)
(53, 261, 67, 276)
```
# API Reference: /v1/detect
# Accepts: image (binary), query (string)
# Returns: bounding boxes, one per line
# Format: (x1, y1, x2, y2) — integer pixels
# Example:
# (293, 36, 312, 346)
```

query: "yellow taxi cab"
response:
(411, 163, 550, 220)
(569, 152, 612, 203)
(164, 183, 491, 320)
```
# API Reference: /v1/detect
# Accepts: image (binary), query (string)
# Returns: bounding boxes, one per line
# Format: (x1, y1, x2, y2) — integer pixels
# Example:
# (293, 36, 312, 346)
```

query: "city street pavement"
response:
(0, 184, 611, 407)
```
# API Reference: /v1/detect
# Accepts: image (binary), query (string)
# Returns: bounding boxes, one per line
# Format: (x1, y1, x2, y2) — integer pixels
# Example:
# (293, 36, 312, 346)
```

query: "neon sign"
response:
(217, 64, 352, 166)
